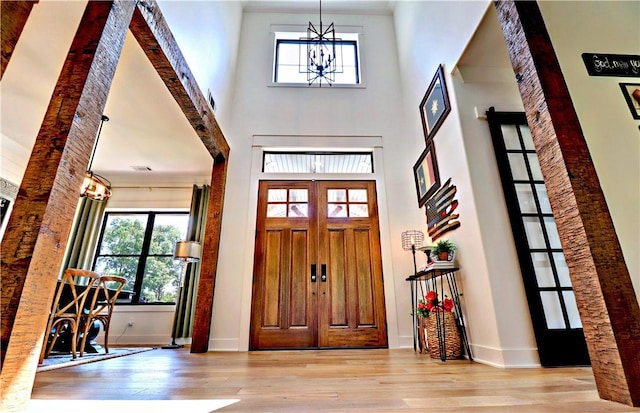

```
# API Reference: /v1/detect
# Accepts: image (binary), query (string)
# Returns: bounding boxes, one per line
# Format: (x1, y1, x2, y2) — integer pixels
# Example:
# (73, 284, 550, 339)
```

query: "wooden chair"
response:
(78, 275, 127, 357)
(40, 269, 100, 362)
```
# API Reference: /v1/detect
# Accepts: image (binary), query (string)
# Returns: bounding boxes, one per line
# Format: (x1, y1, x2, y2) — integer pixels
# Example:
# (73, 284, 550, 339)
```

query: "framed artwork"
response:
(413, 142, 440, 207)
(619, 83, 640, 119)
(419, 64, 451, 142)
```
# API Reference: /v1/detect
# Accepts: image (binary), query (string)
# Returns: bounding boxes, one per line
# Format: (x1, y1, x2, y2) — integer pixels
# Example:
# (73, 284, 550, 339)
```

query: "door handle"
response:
(311, 264, 317, 282)
(321, 264, 327, 282)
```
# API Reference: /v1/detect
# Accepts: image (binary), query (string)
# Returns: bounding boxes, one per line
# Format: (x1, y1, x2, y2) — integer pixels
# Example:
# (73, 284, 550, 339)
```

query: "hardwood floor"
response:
(30, 348, 640, 412)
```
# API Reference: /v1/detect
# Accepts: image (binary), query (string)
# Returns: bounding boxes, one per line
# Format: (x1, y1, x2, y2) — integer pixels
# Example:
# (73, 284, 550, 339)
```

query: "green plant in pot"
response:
(431, 239, 457, 261)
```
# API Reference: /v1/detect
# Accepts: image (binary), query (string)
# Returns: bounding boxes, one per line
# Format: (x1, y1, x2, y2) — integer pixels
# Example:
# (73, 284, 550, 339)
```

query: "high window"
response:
(92, 211, 189, 304)
(273, 32, 361, 86)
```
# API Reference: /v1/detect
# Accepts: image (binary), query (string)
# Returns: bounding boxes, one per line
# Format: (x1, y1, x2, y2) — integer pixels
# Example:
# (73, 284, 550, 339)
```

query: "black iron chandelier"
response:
(304, 0, 342, 86)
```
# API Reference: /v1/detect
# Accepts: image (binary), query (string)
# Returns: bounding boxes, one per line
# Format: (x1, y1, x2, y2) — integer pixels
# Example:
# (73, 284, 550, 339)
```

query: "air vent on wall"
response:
(131, 166, 152, 172)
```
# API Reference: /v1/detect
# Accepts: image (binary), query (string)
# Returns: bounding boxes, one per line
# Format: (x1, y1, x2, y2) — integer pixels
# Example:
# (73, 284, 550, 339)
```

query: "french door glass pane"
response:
(515, 184, 536, 214)
(523, 217, 546, 248)
(328, 189, 347, 202)
(328, 203, 347, 217)
(527, 154, 544, 180)
(563, 291, 583, 328)
(267, 204, 286, 217)
(508, 154, 529, 180)
(289, 204, 308, 217)
(531, 252, 555, 287)
(520, 126, 535, 150)
(289, 189, 308, 202)
(501, 125, 521, 150)
(540, 291, 566, 329)
(554, 252, 572, 287)
(536, 183, 552, 213)
(268, 189, 287, 202)
(348, 189, 367, 202)
(543, 217, 562, 249)
(349, 204, 369, 217)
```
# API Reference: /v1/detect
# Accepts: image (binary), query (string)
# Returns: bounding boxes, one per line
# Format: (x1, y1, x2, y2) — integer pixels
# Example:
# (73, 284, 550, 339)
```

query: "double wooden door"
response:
(250, 180, 388, 350)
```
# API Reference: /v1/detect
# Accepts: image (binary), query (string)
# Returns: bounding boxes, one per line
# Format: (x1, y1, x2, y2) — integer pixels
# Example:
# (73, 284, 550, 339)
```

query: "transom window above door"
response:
(263, 151, 373, 174)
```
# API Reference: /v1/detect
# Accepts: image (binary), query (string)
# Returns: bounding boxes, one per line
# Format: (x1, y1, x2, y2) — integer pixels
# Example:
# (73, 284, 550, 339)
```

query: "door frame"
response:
(236, 136, 400, 351)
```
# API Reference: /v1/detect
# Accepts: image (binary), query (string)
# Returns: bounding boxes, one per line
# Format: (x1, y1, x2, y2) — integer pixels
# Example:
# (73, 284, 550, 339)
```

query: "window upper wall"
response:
(272, 30, 363, 87)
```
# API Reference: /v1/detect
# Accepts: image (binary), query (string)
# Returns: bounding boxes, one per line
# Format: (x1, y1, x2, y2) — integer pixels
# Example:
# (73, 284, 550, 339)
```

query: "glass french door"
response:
(486, 108, 590, 366)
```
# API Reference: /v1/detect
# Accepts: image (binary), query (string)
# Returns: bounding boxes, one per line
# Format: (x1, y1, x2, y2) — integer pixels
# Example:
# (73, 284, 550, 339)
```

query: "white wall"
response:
(214, 8, 422, 351)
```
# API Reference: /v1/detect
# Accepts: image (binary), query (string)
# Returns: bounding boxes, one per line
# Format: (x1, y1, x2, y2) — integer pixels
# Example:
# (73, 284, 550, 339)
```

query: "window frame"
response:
(92, 210, 189, 305)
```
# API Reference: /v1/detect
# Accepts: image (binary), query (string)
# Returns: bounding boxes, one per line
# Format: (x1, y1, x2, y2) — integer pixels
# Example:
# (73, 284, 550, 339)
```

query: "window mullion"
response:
(133, 212, 156, 303)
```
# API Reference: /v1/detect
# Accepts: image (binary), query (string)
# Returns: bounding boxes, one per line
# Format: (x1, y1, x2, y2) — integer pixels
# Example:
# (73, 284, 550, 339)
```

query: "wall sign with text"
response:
(581, 53, 640, 77)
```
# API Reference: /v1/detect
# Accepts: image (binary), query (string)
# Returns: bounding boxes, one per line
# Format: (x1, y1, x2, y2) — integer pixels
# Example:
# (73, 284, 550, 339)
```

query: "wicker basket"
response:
(425, 311, 462, 360)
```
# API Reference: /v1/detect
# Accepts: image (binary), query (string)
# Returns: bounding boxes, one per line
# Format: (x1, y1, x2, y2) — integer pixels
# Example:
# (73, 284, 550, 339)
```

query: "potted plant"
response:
(431, 239, 457, 261)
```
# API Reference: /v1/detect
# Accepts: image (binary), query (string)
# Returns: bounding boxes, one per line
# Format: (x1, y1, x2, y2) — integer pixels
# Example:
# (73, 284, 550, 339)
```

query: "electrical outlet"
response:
(127, 321, 134, 327)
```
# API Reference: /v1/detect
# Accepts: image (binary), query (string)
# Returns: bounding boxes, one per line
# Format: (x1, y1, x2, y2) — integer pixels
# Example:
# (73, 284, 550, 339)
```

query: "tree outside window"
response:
(93, 212, 188, 304)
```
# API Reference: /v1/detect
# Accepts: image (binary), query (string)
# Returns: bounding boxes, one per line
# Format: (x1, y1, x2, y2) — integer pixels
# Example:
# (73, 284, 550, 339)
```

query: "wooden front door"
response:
(250, 180, 387, 350)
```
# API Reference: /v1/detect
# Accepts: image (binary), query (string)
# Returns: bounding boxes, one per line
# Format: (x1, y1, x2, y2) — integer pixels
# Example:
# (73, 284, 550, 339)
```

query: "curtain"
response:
(60, 197, 108, 276)
(172, 184, 210, 339)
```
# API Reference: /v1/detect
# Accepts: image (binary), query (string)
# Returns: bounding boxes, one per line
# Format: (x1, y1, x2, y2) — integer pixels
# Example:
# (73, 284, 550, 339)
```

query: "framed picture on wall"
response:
(413, 142, 441, 207)
(419, 64, 451, 142)
(619, 83, 640, 119)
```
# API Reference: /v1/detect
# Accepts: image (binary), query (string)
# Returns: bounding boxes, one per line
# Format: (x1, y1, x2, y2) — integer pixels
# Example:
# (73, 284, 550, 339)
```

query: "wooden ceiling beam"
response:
(1, 1, 38, 80)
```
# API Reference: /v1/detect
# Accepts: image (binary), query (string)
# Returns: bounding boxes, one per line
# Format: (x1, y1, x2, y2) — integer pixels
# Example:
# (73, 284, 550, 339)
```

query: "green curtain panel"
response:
(60, 197, 108, 276)
(173, 184, 210, 339)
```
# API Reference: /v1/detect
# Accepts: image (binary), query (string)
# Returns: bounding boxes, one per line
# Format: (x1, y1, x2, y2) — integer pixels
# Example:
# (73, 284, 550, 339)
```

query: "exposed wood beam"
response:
(129, 1, 230, 352)
(129, 1, 230, 160)
(0, 1, 38, 80)
(191, 155, 229, 352)
(0, 2, 136, 411)
(494, 0, 640, 407)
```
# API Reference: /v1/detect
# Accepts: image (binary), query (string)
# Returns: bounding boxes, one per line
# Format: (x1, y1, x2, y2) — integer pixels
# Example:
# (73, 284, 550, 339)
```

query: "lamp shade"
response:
(401, 230, 424, 251)
(173, 240, 202, 262)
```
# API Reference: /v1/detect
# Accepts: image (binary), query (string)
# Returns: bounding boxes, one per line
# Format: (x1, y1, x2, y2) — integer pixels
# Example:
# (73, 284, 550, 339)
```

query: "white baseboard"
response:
(470, 343, 541, 368)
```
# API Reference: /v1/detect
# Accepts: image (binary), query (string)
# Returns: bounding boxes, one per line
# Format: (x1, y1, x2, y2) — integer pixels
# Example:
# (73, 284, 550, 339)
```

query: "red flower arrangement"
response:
(416, 291, 454, 317)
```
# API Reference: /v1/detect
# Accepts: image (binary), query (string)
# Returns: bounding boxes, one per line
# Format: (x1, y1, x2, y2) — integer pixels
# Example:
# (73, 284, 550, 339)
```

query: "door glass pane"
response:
(267, 204, 286, 217)
(527, 153, 544, 180)
(508, 154, 529, 180)
(501, 125, 521, 150)
(531, 253, 555, 287)
(348, 189, 367, 203)
(520, 125, 535, 150)
(544, 217, 562, 249)
(535, 184, 552, 213)
(289, 204, 308, 217)
(289, 189, 308, 202)
(515, 184, 536, 214)
(523, 217, 546, 248)
(349, 204, 369, 217)
(554, 252, 572, 287)
(268, 189, 287, 202)
(540, 291, 566, 329)
(328, 189, 347, 202)
(563, 291, 583, 328)
(328, 203, 347, 217)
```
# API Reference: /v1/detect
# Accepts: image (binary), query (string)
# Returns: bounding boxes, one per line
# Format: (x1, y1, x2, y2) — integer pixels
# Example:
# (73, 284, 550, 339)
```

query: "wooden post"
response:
(0, 2, 135, 411)
(494, 1, 640, 406)
(1, 1, 38, 79)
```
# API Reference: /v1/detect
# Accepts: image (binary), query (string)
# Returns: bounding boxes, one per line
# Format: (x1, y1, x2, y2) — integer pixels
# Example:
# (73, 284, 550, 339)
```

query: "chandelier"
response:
(304, 0, 342, 86)
(80, 115, 112, 201)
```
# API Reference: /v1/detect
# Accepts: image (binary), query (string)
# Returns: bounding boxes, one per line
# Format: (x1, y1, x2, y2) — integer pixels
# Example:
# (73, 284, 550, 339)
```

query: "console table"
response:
(406, 267, 472, 361)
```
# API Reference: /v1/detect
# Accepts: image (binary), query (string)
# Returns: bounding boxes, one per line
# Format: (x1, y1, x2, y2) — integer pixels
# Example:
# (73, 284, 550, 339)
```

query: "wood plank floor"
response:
(30, 348, 640, 412)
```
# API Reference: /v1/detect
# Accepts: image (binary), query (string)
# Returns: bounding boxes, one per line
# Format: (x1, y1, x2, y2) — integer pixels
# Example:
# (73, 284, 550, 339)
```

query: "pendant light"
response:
(80, 115, 112, 201)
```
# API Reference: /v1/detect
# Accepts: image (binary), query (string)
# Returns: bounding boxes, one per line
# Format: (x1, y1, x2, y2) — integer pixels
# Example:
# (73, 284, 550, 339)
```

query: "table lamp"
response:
(401, 230, 424, 276)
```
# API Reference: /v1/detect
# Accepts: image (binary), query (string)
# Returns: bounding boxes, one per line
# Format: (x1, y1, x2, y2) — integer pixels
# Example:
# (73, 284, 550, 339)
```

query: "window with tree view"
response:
(93, 212, 189, 304)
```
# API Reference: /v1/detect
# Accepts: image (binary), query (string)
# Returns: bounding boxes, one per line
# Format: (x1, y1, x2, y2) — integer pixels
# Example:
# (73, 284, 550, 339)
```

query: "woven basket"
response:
(425, 311, 462, 360)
